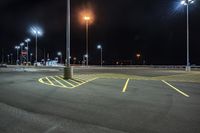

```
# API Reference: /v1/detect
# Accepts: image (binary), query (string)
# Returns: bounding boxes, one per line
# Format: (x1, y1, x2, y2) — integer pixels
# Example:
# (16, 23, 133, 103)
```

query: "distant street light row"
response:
(67, 0, 195, 71)
(13, 26, 43, 65)
(15, 39, 31, 65)
(10, 0, 195, 70)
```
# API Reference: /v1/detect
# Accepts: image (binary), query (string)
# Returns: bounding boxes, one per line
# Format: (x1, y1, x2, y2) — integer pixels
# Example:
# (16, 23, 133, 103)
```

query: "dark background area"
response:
(0, 0, 200, 65)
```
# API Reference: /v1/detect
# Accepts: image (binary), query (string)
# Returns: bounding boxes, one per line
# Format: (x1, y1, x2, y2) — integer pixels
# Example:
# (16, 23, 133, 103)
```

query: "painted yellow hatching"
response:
(38, 75, 98, 89)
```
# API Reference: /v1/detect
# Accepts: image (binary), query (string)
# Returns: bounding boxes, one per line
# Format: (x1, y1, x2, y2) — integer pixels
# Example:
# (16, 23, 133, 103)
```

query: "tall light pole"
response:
(64, 0, 73, 79)
(20, 42, 24, 65)
(66, 0, 71, 67)
(15, 46, 20, 65)
(30, 53, 33, 64)
(30, 26, 43, 65)
(57, 52, 63, 64)
(97, 45, 103, 67)
(10, 53, 13, 65)
(136, 53, 141, 65)
(84, 16, 90, 66)
(7, 55, 10, 64)
(181, 0, 194, 71)
(84, 54, 88, 66)
(25, 38, 31, 63)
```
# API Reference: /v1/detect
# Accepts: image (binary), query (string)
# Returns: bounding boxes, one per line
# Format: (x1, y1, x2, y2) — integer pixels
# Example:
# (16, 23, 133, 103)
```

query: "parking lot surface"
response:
(0, 67, 200, 133)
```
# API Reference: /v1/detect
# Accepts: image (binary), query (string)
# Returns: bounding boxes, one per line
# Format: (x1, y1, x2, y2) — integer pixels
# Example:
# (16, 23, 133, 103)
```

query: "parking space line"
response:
(50, 76, 68, 88)
(38, 78, 46, 84)
(55, 76, 76, 87)
(86, 77, 98, 82)
(59, 75, 86, 83)
(46, 77, 54, 85)
(122, 78, 130, 93)
(39, 75, 98, 89)
(162, 80, 190, 98)
(39, 77, 73, 88)
(73, 77, 87, 83)
(74, 77, 98, 88)
(75, 76, 91, 81)
(68, 79, 81, 85)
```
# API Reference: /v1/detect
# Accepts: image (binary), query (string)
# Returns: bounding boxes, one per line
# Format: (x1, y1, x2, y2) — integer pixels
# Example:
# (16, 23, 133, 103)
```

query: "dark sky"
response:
(0, 0, 200, 65)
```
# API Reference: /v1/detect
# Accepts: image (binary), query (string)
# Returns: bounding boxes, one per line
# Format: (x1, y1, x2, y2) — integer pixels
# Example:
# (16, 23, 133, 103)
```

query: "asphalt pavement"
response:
(0, 67, 200, 133)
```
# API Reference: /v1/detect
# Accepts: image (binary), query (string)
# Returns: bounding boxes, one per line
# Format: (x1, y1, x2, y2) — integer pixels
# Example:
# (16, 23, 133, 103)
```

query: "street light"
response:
(57, 52, 63, 64)
(15, 46, 20, 65)
(73, 57, 77, 64)
(97, 45, 103, 67)
(84, 54, 88, 58)
(20, 42, 24, 65)
(10, 53, 13, 65)
(7, 55, 10, 64)
(136, 54, 141, 59)
(30, 53, 33, 64)
(30, 26, 43, 64)
(180, 0, 195, 71)
(136, 53, 141, 65)
(84, 15, 91, 66)
(25, 38, 31, 63)
(20, 42, 24, 48)
(82, 54, 88, 66)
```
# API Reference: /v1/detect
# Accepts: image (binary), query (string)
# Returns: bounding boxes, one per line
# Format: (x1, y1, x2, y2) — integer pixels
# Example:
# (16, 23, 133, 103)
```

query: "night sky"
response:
(0, 0, 200, 65)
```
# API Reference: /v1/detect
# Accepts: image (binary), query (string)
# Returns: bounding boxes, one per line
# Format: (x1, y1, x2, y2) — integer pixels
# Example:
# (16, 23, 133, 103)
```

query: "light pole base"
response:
(185, 66, 191, 72)
(64, 66, 73, 79)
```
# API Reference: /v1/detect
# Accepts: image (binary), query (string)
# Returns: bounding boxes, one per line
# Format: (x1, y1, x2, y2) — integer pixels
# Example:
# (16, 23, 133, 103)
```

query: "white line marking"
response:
(162, 80, 190, 98)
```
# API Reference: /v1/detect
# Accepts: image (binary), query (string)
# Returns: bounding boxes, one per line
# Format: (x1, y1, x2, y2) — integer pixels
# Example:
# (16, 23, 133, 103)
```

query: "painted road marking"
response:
(50, 76, 67, 88)
(162, 80, 190, 98)
(69, 79, 81, 85)
(74, 77, 98, 88)
(74, 75, 94, 81)
(55, 76, 76, 87)
(122, 78, 130, 93)
(70, 76, 86, 83)
(38, 75, 98, 89)
(39, 77, 71, 88)
(59, 75, 86, 83)
(46, 77, 54, 85)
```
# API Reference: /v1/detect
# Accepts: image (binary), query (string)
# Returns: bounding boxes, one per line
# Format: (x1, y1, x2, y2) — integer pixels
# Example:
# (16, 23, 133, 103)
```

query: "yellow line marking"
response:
(87, 77, 98, 82)
(122, 78, 130, 93)
(55, 76, 76, 87)
(46, 77, 54, 85)
(75, 76, 90, 80)
(162, 80, 190, 98)
(69, 79, 81, 85)
(38, 78, 45, 84)
(74, 75, 97, 80)
(59, 75, 85, 83)
(74, 77, 98, 88)
(38, 77, 73, 88)
(60, 75, 96, 82)
(50, 76, 67, 88)
(73, 77, 87, 83)
(39, 76, 98, 89)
